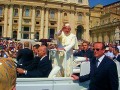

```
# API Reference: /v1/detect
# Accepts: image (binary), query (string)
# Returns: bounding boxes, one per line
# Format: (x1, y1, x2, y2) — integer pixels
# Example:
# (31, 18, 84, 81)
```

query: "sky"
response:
(89, 0, 120, 7)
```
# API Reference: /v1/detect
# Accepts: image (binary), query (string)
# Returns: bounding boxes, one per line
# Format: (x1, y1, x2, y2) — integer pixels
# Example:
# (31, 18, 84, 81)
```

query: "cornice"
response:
(90, 21, 120, 30)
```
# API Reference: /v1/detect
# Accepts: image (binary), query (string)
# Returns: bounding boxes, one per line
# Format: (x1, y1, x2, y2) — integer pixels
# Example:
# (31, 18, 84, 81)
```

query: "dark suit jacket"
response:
(24, 56, 52, 78)
(17, 48, 34, 69)
(114, 55, 120, 62)
(79, 56, 119, 90)
(74, 48, 94, 59)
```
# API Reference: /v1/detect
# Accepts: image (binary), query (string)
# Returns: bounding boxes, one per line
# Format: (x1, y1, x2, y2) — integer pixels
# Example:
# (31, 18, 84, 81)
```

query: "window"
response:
(64, 13, 67, 16)
(35, 32, 39, 39)
(36, 21, 39, 24)
(50, 10, 55, 19)
(14, 20, 18, 23)
(78, 0, 82, 3)
(78, 14, 82, 21)
(25, 8, 30, 16)
(36, 10, 40, 17)
(14, 9, 18, 16)
(0, 7, 2, 16)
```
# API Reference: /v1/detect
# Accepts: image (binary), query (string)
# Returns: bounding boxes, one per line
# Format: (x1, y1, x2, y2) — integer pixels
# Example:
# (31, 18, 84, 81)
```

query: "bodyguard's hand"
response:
(17, 68, 25, 74)
(71, 74, 79, 80)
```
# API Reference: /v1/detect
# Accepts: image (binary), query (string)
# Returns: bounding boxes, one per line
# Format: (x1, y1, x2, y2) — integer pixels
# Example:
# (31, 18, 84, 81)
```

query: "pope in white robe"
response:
(55, 23, 78, 77)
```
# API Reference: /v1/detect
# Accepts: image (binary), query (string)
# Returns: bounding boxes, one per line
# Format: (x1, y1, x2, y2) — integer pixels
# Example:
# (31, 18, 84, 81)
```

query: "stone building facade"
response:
(90, 1, 120, 43)
(0, 0, 89, 40)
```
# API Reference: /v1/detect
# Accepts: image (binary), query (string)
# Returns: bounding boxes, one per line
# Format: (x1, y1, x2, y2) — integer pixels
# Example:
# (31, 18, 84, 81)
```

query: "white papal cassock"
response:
(55, 31, 78, 76)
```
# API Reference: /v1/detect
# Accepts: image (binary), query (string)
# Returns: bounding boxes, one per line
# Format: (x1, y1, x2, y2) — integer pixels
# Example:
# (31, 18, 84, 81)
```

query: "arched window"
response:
(64, 13, 67, 16)
(13, 31, 17, 39)
(25, 8, 30, 16)
(0, 7, 2, 16)
(78, 13, 82, 21)
(76, 25, 84, 40)
(36, 10, 40, 17)
(50, 10, 55, 19)
(35, 32, 39, 40)
(14, 9, 18, 16)
(0, 26, 2, 37)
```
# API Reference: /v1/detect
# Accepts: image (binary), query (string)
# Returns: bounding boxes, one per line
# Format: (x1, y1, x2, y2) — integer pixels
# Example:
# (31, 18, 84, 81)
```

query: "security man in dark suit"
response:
(17, 45, 52, 77)
(113, 47, 120, 62)
(16, 41, 34, 70)
(72, 42, 118, 90)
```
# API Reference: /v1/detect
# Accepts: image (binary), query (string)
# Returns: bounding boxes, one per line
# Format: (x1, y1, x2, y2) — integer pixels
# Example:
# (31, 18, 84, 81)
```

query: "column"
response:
(8, 5, 13, 38)
(57, 10, 61, 31)
(94, 33, 97, 42)
(84, 12, 90, 41)
(40, 8, 45, 39)
(69, 11, 75, 34)
(98, 33, 102, 42)
(60, 10, 63, 29)
(17, 5, 22, 40)
(105, 32, 109, 43)
(31, 6, 36, 39)
(3, 5, 8, 37)
(44, 8, 49, 39)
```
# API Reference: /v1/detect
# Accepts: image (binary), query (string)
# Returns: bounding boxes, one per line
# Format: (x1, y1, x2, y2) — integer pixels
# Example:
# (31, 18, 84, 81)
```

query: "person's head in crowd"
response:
(41, 42, 48, 47)
(17, 43, 23, 50)
(109, 46, 113, 52)
(82, 41, 89, 51)
(113, 47, 119, 56)
(38, 45, 47, 58)
(105, 47, 109, 52)
(93, 42, 105, 58)
(24, 41, 29, 48)
(33, 44, 40, 56)
(78, 45, 83, 51)
(0, 58, 16, 90)
(62, 23, 71, 36)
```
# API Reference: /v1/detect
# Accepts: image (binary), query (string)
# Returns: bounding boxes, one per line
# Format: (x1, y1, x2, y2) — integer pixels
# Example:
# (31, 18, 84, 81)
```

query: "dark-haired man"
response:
(113, 47, 120, 62)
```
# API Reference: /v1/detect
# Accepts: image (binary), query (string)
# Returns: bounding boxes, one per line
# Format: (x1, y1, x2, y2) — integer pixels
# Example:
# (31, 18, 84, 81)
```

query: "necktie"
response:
(96, 59, 99, 68)
(113, 57, 116, 60)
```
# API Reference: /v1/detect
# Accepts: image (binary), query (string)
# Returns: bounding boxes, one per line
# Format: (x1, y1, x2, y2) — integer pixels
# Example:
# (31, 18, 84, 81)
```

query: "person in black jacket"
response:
(74, 41, 94, 61)
(72, 42, 118, 90)
(113, 47, 120, 62)
(17, 45, 52, 77)
(16, 41, 34, 70)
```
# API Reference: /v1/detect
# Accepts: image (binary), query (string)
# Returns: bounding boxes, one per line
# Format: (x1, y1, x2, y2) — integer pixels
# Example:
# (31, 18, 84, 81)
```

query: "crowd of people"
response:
(0, 23, 120, 90)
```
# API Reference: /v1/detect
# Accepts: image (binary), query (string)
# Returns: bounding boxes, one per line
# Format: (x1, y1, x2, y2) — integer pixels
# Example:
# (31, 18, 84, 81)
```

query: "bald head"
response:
(38, 45, 47, 57)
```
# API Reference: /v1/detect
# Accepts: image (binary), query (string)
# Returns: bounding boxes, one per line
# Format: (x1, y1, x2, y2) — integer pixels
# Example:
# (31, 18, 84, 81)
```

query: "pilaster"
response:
(40, 8, 45, 39)
(3, 5, 8, 37)
(57, 10, 61, 31)
(31, 6, 36, 39)
(44, 8, 49, 39)
(17, 5, 22, 40)
(8, 5, 13, 38)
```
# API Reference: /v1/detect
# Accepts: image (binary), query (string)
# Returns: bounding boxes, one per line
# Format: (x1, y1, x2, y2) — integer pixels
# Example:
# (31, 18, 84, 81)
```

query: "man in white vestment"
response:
(55, 23, 78, 77)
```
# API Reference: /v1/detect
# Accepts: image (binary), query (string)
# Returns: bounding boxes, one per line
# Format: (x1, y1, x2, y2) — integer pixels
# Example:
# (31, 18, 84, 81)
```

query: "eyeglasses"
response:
(93, 48, 102, 51)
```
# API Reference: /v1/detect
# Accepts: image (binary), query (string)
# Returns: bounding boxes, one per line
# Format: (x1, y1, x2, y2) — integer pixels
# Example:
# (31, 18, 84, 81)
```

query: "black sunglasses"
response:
(93, 48, 102, 51)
